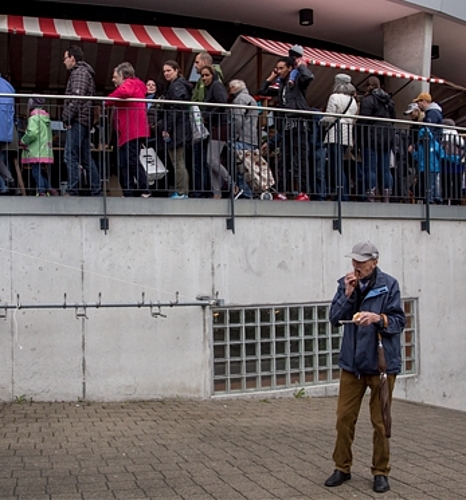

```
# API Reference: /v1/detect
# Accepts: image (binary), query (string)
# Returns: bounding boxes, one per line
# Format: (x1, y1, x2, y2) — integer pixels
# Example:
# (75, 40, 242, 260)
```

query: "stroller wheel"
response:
(260, 192, 273, 201)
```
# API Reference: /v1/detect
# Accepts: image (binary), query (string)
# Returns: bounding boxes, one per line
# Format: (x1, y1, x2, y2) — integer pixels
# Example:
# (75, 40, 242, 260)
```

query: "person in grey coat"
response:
(228, 80, 259, 198)
(228, 80, 259, 150)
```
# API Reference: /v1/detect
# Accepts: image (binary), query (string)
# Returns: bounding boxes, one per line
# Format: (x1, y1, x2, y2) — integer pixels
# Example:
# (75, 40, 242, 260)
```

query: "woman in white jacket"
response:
(321, 74, 358, 200)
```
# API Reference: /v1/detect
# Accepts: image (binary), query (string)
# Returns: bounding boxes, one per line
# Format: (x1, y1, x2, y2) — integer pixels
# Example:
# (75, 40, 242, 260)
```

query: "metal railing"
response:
(0, 92, 464, 230)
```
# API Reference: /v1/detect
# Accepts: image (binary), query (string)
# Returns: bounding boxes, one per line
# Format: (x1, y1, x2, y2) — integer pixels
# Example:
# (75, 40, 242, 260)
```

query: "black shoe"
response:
(324, 469, 351, 487)
(373, 475, 390, 493)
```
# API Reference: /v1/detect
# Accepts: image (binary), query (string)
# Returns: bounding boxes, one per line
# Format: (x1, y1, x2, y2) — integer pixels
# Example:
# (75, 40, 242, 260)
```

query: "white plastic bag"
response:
(139, 145, 167, 185)
(189, 105, 210, 143)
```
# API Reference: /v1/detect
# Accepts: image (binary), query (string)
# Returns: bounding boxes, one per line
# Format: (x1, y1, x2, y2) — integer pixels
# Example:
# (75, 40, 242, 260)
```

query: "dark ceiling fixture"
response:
(299, 9, 314, 26)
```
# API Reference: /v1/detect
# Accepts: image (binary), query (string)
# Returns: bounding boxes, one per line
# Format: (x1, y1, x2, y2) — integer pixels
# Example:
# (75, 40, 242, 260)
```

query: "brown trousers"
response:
(332, 369, 396, 476)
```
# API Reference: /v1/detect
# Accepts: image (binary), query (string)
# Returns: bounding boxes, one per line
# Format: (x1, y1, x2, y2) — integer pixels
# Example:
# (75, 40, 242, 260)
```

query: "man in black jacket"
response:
(258, 57, 314, 200)
(358, 77, 396, 202)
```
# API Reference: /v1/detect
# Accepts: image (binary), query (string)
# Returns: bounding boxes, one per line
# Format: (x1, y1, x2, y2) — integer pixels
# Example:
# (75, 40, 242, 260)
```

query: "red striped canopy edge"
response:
(0, 14, 230, 56)
(242, 35, 444, 84)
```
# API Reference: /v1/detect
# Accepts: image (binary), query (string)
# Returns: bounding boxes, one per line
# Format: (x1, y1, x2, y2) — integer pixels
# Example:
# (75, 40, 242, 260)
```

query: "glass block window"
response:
(401, 299, 417, 374)
(212, 300, 417, 395)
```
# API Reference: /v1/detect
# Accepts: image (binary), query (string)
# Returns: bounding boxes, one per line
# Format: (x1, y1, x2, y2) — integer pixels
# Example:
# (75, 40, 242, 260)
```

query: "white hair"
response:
(228, 79, 247, 91)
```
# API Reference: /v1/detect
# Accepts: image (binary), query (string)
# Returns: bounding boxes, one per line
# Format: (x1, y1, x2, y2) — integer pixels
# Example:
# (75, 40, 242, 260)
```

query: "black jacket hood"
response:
(371, 88, 391, 104)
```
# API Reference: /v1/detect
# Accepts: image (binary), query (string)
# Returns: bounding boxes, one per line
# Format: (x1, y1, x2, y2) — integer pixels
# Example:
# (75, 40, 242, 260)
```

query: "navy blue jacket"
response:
(330, 268, 406, 376)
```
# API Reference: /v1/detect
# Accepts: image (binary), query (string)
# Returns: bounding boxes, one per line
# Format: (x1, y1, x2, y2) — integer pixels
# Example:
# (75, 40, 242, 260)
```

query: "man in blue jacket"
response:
(413, 92, 443, 141)
(325, 241, 405, 494)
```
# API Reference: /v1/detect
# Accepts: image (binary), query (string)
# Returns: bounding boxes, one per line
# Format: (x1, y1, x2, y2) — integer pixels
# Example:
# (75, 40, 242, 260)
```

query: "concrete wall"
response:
(383, 13, 433, 116)
(1, 198, 465, 411)
(402, 0, 466, 22)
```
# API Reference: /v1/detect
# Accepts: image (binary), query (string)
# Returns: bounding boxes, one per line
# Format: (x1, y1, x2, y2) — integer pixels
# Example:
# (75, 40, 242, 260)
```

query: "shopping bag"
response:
(236, 149, 275, 191)
(139, 145, 167, 184)
(189, 105, 210, 143)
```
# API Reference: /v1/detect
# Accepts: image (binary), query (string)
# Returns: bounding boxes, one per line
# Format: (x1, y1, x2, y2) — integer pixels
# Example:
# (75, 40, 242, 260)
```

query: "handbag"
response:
(189, 105, 210, 143)
(139, 145, 167, 185)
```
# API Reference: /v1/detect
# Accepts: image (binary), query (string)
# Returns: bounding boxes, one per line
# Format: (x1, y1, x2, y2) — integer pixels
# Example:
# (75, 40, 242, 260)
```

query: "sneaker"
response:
(296, 192, 310, 201)
(48, 189, 59, 197)
(273, 192, 288, 201)
(36, 192, 49, 197)
(170, 192, 188, 200)
(141, 193, 152, 199)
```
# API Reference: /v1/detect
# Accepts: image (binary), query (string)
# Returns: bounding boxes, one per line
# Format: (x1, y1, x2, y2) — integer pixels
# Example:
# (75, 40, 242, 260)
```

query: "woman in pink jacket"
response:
(107, 62, 151, 197)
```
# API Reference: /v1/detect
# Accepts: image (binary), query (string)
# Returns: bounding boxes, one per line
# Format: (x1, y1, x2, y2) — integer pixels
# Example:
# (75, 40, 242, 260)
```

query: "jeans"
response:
(328, 143, 349, 201)
(0, 143, 14, 184)
(64, 122, 101, 196)
(310, 145, 327, 200)
(118, 139, 150, 197)
(418, 171, 442, 204)
(31, 163, 51, 194)
(191, 140, 211, 197)
(279, 126, 309, 194)
(362, 147, 392, 193)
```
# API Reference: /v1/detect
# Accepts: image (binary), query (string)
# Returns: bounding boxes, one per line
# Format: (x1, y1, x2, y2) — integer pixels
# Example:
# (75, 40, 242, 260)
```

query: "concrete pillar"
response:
(383, 13, 433, 117)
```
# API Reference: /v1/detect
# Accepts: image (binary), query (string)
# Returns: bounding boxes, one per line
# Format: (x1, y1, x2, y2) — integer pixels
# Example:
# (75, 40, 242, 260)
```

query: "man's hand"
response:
(344, 270, 360, 297)
(267, 69, 278, 82)
(354, 311, 382, 327)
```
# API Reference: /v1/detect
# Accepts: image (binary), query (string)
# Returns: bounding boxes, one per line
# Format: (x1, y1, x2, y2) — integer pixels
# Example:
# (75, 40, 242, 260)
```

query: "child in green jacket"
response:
(20, 97, 57, 196)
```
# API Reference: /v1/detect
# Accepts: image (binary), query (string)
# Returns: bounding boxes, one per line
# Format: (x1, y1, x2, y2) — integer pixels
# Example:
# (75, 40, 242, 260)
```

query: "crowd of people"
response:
(0, 44, 464, 203)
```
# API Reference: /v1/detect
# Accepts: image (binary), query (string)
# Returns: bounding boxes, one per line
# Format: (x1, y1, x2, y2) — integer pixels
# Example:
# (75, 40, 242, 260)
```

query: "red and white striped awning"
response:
(242, 36, 444, 84)
(0, 15, 229, 56)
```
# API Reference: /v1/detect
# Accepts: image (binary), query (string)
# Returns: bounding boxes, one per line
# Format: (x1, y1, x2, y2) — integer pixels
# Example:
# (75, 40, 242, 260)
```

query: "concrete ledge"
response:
(0, 197, 464, 220)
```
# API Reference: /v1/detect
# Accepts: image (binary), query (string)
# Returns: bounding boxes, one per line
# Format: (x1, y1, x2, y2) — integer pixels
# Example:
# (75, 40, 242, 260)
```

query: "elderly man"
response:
(325, 241, 406, 494)
(62, 46, 101, 196)
(228, 79, 260, 198)
(228, 80, 259, 151)
(258, 57, 314, 200)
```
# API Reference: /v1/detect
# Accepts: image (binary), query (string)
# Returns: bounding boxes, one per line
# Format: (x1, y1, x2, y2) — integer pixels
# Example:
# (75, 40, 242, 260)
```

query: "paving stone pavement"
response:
(0, 396, 465, 500)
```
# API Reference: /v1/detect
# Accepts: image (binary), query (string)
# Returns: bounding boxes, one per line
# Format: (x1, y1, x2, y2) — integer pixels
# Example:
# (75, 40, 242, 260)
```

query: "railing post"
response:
(100, 101, 109, 233)
(226, 108, 235, 233)
(421, 130, 431, 234)
(333, 119, 343, 233)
